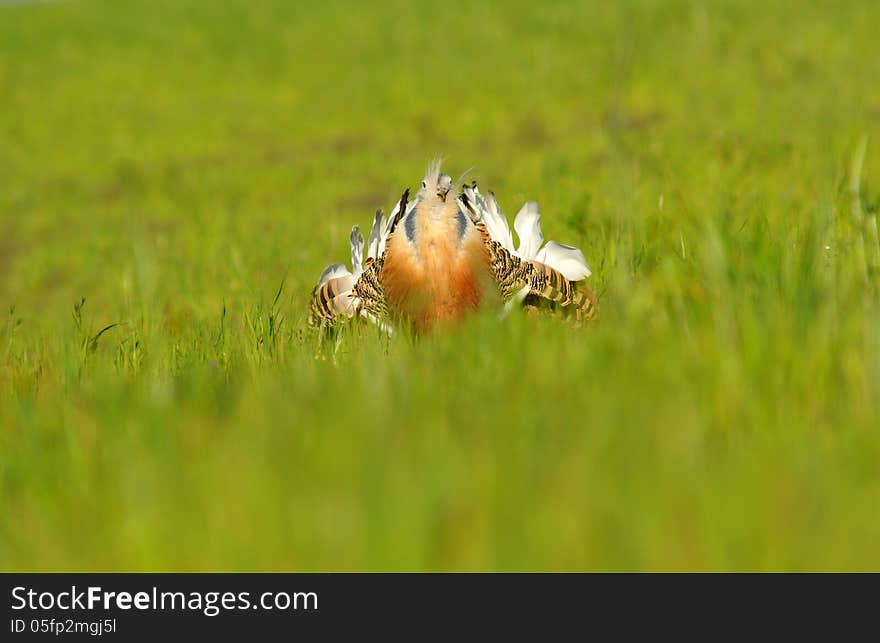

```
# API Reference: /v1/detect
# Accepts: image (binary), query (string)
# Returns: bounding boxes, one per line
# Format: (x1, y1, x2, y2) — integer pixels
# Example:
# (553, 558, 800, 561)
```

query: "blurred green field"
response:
(2, 0, 880, 571)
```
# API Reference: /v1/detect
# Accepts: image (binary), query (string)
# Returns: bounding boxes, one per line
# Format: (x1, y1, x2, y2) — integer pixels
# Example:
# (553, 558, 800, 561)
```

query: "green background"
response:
(1, 0, 879, 570)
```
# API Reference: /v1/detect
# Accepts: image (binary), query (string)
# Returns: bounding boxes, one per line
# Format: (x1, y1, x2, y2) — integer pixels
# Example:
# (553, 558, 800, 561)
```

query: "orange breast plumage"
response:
(381, 171, 489, 330)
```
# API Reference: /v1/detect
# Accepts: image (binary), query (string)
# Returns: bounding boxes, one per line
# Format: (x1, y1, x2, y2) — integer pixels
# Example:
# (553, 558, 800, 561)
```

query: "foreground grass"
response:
(1, 0, 879, 570)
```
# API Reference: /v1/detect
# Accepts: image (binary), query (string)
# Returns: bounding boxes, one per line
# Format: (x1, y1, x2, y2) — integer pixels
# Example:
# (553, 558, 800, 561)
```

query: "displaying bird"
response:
(309, 161, 597, 333)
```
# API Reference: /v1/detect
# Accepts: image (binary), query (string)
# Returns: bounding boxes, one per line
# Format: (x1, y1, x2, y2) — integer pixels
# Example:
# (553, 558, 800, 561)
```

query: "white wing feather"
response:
(483, 191, 516, 251)
(317, 263, 353, 288)
(534, 241, 592, 280)
(367, 211, 386, 259)
(350, 225, 364, 276)
(513, 201, 544, 260)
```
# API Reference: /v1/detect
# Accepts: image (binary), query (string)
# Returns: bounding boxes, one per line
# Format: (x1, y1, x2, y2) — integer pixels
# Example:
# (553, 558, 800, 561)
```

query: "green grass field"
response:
(2, 0, 879, 571)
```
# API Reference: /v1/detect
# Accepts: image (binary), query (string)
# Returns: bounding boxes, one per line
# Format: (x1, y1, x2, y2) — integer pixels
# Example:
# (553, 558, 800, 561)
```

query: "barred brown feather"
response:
(308, 277, 353, 328)
(352, 256, 389, 320)
(476, 222, 597, 320)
